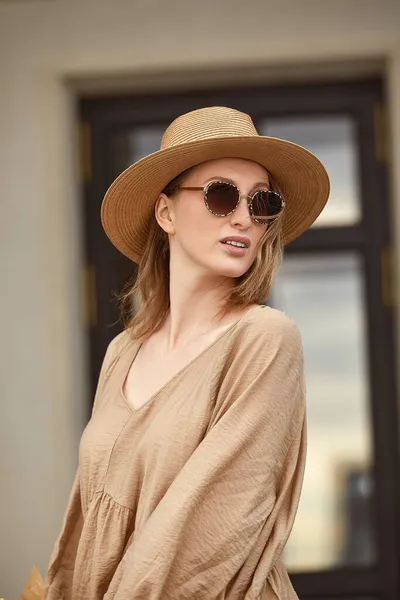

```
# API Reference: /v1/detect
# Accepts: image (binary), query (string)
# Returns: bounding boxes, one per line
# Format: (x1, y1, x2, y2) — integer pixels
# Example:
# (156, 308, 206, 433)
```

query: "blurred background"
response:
(1, 0, 400, 598)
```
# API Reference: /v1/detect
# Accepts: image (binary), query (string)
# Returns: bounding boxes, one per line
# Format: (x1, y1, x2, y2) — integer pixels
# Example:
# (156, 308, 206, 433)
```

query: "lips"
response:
(219, 241, 248, 257)
(221, 241, 246, 248)
(219, 236, 250, 248)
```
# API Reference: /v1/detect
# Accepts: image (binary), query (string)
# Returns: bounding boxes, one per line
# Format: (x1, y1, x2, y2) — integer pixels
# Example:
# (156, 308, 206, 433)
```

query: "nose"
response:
(229, 195, 252, 227)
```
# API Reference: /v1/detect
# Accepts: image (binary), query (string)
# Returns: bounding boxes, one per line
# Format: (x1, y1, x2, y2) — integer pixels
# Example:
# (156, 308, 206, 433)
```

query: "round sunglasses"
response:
(178, 180, 285, 224)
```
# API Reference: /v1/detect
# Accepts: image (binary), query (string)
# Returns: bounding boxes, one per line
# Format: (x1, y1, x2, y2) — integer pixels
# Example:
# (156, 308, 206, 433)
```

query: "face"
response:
(156, 157, 273, 280)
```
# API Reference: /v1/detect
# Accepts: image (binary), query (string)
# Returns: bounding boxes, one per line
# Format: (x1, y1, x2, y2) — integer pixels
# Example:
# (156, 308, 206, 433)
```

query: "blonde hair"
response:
(119, 166, 284, 342)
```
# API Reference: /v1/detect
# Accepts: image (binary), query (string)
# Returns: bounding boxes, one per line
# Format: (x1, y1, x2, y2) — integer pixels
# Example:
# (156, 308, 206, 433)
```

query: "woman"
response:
(45, 106, 330, 599)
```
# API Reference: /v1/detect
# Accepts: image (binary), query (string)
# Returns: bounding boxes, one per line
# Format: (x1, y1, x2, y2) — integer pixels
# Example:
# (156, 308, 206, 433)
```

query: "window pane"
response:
(258, 116, 361, 227)
(270, 253, 375, 571)
(128, 126, 164, 162)
(110, 126, 164, 181)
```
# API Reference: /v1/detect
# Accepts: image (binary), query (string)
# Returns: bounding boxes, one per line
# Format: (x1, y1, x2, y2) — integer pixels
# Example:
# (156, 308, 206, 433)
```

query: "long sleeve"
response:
(44, 469, 83, 599)
(105, 314, 307, 600)
(45, 331, 129, 599)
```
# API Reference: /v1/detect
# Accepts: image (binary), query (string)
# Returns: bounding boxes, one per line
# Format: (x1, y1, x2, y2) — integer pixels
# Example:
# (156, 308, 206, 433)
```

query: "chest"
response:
(80, 347, 221, 512)
(122, 332, 225, 411)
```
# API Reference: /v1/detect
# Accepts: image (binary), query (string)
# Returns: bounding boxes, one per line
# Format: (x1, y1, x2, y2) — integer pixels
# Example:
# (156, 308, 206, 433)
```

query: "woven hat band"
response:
(160, 106, 259, 150)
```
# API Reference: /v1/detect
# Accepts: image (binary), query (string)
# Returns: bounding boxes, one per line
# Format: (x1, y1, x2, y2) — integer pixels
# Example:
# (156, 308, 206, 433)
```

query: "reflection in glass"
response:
(258, 116, 361, 227)
(111, 126, 164, 179)
(128, 126, 164, 163)
(269, 253, 375, 571)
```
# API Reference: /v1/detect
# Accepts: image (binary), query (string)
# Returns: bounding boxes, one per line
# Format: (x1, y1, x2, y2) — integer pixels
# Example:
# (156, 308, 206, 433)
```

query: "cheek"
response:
(246, 226, 267, 263)
(253, 226, 267, 248)
(175, 200, 217, 248)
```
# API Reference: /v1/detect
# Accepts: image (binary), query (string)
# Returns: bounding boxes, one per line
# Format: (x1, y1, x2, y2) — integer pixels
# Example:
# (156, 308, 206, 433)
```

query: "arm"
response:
(106, 316, 306, 600)
(44, 469, 83, 597)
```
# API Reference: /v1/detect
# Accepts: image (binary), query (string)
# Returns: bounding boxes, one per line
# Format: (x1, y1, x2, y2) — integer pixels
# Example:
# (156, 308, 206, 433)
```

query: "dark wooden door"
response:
(79, 79, 400, 600)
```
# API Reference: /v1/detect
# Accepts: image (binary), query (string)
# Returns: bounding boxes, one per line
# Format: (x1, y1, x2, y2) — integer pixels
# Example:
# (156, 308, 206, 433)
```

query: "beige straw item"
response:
(101, 106, 330, 263)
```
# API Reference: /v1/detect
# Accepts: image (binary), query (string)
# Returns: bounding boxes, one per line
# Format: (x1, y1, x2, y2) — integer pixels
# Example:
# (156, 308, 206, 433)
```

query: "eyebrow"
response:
(203, 176, 271, 191)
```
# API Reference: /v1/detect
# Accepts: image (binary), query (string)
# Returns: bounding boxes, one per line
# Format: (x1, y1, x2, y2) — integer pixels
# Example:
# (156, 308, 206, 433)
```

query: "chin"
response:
(191, 250, 254, 279)
(212, 260, 252, 279)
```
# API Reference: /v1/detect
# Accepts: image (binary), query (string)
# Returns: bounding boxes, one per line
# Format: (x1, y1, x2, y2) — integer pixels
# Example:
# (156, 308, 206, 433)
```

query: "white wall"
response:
(0, 0, 399, 596)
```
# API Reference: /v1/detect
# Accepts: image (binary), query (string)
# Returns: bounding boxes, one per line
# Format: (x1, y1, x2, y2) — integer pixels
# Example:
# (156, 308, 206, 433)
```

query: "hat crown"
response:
(160, 106, 259, 150)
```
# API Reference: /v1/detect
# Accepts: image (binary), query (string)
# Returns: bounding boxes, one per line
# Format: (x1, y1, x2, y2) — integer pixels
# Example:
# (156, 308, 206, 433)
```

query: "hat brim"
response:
(101, 135, 330, 263)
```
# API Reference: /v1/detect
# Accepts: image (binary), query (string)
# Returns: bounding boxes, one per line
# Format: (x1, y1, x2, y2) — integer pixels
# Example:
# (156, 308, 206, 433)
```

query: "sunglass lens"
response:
(252, 190, 283, 219)
(206, 182, 239, 215)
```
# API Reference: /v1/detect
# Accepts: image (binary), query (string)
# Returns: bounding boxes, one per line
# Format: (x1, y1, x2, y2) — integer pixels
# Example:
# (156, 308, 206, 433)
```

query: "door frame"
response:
(79, 78, 400, 599)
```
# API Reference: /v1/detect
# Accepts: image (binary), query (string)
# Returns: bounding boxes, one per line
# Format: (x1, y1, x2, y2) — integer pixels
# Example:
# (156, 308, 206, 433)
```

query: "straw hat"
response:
(101, 106, 330, 263)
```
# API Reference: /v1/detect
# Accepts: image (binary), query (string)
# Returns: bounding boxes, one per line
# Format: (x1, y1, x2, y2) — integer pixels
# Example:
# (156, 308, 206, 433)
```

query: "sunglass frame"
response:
(179, 180, 285, 224)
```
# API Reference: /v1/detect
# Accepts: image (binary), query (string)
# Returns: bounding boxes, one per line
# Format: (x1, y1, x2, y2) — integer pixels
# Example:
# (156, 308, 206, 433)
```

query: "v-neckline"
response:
(119, 304, 263, 413)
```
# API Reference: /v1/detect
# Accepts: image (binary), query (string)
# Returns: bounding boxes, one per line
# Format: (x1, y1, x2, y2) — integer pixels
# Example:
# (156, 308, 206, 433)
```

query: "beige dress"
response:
(45, 304, 307, 600)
